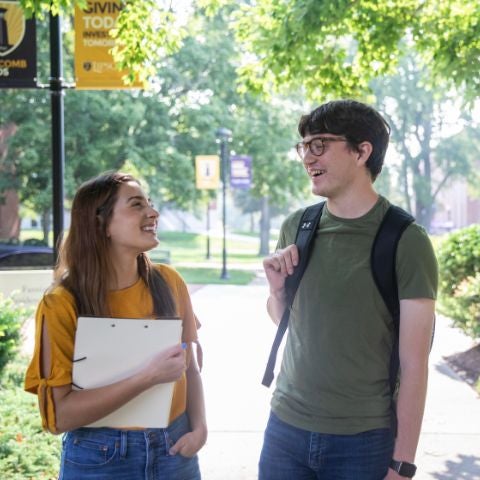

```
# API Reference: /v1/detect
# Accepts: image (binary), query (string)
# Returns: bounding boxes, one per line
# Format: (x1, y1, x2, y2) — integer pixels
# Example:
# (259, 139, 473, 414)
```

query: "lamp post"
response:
(216, 127, 232, 280)
(50, 12, 65, 263)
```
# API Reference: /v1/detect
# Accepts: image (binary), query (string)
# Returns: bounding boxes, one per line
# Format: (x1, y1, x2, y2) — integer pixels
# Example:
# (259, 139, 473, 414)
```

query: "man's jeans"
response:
(259, 411, 394, 480)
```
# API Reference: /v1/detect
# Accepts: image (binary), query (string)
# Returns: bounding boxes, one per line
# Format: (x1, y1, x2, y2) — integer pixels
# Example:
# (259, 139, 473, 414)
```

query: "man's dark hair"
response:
(298, 100, 390, 181)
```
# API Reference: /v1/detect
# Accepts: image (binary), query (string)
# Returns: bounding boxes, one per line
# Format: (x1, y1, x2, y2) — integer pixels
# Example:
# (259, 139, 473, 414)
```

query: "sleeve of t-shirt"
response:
(24, 288, 78, 433)
(158, 264, 199, 343)
(25, 289, 78, 394)
(396, 223, 438, 300)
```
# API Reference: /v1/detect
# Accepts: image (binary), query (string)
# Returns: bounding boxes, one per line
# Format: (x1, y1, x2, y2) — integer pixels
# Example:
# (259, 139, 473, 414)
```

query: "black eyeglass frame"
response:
(295, 136, 349, 160)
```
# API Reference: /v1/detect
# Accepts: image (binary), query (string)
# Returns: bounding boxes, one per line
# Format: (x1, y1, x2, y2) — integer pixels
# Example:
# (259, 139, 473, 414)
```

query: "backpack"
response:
(261, 201, 416, 430)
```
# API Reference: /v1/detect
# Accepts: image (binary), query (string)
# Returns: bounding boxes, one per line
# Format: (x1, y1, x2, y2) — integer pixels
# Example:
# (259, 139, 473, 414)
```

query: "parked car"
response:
(0, 242, 54, 268)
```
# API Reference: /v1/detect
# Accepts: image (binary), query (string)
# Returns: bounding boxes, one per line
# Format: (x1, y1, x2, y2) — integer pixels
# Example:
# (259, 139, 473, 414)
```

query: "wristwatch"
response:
(390, 459, 417, 478)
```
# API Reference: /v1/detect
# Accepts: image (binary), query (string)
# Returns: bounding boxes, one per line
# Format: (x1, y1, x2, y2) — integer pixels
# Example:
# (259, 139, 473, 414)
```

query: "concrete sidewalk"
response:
(192, 283, 480, 480)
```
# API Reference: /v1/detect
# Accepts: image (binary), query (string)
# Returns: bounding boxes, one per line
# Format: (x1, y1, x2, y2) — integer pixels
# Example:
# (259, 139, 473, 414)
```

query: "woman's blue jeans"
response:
(59, 413, 201, 480)
(259, 411, 394, 480)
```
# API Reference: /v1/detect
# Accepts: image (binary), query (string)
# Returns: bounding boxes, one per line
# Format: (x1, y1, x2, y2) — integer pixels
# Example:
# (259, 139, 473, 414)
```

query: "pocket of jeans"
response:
(167, 415, 192, 458)
(64, 432, 118, 467)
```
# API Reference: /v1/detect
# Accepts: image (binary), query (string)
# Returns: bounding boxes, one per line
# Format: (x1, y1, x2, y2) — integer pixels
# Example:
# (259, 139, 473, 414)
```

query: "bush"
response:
(0, 355, 61, 479)
(437, 225, 480, 338)
(0, 295, 31, 377)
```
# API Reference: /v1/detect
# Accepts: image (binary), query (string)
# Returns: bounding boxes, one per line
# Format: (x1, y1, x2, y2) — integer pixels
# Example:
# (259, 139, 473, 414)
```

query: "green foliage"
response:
(437, 225, 480, 338)
(414, 1, 480, 104)
(19, 0, 86, 18)
(0, 356, 61, 479)
(219, 0, 480, 101)
(111, 1, 186, 85)
(0, 296, 30, 378)
(19, 1, 480, 100)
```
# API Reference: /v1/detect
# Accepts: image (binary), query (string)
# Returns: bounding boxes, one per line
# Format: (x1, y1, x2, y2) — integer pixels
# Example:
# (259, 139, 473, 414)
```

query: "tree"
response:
(232, 94, 309, 254)
(8, 2, 310, 250)
(372, 54, 480, 230)
(151, 5, 310, 252)
(228, 0, 480, 101)
(21, 1, 480, 100)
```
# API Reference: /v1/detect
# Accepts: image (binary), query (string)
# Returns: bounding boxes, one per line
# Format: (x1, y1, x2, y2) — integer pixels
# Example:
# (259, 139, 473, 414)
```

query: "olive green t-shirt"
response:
(271, 196, 438, 434)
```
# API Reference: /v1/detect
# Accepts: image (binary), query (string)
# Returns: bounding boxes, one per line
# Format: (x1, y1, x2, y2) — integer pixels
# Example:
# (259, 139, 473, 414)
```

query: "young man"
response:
(260, 100, 437, 480)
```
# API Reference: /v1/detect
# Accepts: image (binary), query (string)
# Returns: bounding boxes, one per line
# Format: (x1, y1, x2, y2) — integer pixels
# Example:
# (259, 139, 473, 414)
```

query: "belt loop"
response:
(120, 431, 128, 458)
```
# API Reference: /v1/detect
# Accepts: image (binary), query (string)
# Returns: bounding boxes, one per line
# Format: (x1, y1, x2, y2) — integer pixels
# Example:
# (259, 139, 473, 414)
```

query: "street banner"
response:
(230, 155, 252, 189)
(0, 1, 36, 88)
(195, 155, 220, 189)
(74, 1, 142, 89)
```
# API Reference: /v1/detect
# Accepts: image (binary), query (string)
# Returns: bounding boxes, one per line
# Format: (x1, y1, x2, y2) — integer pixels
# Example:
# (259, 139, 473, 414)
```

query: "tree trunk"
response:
(41, 210, 51, 245)
(259, 196, 270, 256)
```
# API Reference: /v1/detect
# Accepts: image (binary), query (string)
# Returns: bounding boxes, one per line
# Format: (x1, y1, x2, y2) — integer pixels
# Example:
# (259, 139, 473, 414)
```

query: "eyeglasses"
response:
(295, 137, 348, 160)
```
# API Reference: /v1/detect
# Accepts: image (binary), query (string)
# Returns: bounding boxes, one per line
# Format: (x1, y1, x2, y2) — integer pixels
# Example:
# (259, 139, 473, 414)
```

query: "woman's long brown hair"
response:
(54, 171, 176, 317)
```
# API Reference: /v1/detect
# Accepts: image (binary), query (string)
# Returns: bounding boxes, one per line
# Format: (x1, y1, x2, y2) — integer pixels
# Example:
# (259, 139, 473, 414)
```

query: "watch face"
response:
(399, 462, 417, 477)
(391, 460, 417, 477)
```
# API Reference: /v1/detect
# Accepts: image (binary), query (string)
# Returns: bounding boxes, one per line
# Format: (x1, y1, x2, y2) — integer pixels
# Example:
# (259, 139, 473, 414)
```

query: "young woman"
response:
(25, 171, 207, 479)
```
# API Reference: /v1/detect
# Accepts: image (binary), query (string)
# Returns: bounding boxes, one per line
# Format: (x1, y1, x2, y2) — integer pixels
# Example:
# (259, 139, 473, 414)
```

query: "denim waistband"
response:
(69, 411, 189, 451)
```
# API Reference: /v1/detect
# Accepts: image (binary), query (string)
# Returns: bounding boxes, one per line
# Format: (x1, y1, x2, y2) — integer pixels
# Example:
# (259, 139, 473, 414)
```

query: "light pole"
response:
(50, 12, 65, 263)
(216, 127, 232, 280)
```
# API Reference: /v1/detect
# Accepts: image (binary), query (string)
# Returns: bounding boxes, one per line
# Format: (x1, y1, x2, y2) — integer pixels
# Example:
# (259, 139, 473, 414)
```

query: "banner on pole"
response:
(230, 155, 252, 189)
(74, 1, 142, 89)
(0, 1, 36, 88)
(195, 155, 220, 190)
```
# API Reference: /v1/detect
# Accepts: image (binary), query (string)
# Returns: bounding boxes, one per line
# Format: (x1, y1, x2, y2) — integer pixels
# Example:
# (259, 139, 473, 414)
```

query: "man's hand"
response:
(263, 245, 299, 324)
(263, 244, 299, 294)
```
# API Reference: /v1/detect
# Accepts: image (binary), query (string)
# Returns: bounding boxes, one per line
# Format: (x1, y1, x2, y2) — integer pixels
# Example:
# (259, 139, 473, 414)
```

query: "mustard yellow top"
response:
(24, 264, 199, 433)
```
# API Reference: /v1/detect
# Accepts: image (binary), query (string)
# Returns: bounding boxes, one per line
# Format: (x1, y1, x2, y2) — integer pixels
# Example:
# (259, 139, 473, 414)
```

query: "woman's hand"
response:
(142, 344, 187, 387)
(169, 425, 208, 458)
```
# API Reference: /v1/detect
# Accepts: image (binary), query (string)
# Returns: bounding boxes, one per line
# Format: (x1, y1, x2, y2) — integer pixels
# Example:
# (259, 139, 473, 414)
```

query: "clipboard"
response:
(72, 316, 182, 428)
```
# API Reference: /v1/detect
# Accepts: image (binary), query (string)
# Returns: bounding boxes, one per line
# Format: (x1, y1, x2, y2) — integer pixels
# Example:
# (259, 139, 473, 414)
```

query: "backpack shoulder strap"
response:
(370, 204, 414, 432)
(262, 201, 325, 387)
(370, 204, 414, 331)
(284, 201, 325, 305)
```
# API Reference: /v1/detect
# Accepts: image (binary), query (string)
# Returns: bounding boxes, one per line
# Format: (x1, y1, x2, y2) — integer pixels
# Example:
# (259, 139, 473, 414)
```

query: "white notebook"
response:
(72, 316, 182, 428)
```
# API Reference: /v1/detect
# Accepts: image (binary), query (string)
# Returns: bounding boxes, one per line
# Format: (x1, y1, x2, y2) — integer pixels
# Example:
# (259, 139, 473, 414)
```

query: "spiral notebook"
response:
(72, 316, 182, 428)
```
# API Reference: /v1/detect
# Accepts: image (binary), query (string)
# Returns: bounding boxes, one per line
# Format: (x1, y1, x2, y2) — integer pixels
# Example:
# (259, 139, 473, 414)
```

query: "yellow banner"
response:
(74, 1, 142, 89)
(195, 156, 220, 190)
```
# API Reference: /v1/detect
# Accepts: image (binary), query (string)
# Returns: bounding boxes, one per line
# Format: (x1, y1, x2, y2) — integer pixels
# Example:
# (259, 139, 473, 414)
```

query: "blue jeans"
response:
(59, 413, 201, 480)
(259, 411, 394, 480)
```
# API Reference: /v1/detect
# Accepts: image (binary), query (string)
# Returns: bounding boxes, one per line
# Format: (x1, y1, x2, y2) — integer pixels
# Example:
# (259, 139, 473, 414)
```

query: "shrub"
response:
(437, 225, 480, 338)
(0, 295, 30, 378)
(0, 355, 61, 479)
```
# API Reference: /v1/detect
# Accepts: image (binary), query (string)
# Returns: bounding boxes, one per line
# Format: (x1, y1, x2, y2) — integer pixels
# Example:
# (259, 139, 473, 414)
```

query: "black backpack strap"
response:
(261, 202, 325, 387)
(371, 205, 414, 328)
(370, 204, 414, 433)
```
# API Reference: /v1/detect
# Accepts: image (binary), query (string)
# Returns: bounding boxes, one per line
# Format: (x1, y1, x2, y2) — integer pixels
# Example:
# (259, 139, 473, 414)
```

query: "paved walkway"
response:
(192, 282, 480, 480)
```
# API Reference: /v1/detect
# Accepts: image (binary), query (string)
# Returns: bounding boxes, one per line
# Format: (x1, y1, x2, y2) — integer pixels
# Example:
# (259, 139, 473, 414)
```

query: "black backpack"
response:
(261, 202, 416, 428)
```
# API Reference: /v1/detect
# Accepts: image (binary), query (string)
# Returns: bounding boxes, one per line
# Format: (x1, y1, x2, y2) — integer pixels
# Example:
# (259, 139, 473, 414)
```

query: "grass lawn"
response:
(150, 231, 270, 285)
(17, 229, 272, 285)
(175, 267, 255, 285)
